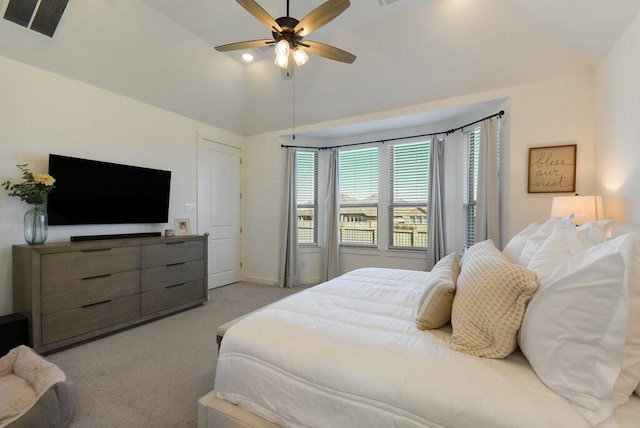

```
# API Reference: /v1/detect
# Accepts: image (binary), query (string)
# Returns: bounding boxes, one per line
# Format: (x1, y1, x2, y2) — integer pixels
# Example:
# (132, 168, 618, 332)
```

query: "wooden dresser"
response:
(12, 235, 208, 353)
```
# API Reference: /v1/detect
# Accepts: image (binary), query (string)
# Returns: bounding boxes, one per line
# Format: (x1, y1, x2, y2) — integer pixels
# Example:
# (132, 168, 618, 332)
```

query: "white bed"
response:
(210, 266, 640, 427)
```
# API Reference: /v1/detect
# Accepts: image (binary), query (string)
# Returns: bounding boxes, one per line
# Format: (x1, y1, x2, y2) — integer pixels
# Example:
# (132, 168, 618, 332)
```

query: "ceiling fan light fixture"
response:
(274, 52, 289, 69)
(292, 46, 309, 66)
(274, 39, 290, 57)
(214, 0, 357, 77)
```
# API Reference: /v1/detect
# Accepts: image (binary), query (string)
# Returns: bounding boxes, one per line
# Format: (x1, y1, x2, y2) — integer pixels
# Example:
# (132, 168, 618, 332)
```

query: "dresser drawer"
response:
(41, 247, 140, 283)
(141, 280, 205, 316)
(141, 260, 204, 292)
(41, 270, 140, 314)
(41, 294, 140, 345)
(141, 241, 203, 269)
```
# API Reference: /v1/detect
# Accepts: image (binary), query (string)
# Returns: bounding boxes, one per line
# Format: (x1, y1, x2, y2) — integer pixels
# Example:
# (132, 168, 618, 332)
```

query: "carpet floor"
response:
(47, 282, 309, 428)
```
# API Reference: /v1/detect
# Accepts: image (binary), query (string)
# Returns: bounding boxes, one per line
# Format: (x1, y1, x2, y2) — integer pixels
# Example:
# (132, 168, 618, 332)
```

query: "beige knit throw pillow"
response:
(415, 252, 460, 330)
(451, 240, 538, 358)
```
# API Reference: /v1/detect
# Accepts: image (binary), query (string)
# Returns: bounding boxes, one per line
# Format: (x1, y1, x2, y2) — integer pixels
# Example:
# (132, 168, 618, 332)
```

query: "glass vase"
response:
(24, 205, 48, 245)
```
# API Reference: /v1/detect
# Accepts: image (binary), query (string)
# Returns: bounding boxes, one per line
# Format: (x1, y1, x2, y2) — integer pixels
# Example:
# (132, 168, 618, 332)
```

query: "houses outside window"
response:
(297, 151, 317, 245)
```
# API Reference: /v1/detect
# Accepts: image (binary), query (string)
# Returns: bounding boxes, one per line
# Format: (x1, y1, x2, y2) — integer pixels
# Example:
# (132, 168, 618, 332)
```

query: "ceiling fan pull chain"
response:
(292, 74, 296, 140)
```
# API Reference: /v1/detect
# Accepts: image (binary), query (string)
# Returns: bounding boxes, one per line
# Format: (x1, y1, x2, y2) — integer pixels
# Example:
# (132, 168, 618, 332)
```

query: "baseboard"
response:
(301, 276, 322, 285)
(244, 276, 279, 286)
(243, 276, 321, 286)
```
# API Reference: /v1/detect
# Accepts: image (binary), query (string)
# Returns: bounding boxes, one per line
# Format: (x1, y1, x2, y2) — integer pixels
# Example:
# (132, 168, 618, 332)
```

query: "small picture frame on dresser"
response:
(174, 218, 191, 235)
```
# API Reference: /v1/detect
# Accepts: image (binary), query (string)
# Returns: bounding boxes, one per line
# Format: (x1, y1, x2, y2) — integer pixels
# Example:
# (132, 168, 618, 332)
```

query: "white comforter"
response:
(215, 268, 640, 427)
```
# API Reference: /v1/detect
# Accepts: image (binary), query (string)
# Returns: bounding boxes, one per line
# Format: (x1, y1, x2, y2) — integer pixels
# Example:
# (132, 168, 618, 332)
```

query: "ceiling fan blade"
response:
(236, 0, 283, 33)
(214, 39, 274, 52)
(294, 0, 350, 37)
(302, 40, 356, 63)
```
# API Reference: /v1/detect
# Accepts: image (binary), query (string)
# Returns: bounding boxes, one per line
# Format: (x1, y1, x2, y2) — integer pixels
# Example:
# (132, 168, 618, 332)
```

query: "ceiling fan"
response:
(215, 0, 356, 78)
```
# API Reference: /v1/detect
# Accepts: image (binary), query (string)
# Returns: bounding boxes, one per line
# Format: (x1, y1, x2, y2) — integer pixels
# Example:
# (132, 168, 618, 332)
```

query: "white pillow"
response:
(519, 231, 640, 425)
(577, 220, 615, 244)
(517, 217, 560, 266)
(526, 215, 588, 283)
(502, 222, 540, 263)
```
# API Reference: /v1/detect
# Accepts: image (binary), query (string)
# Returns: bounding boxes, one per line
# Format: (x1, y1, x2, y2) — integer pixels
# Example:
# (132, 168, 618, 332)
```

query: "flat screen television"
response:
(47, 154, 171, 225)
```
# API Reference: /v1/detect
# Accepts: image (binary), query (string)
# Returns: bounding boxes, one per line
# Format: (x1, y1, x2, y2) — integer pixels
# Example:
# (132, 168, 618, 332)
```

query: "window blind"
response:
(389, 141, 430, 248)
(339, 147, 379, 245)
(339, 147, 378, 204)
(296, 151, 317, 244)
(463, 128, 480, 249)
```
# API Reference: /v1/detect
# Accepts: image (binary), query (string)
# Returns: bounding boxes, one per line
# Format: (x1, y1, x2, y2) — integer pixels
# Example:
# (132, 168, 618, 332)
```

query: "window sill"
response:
(339, 245, 379, 256)
(385, 248, 427, 259)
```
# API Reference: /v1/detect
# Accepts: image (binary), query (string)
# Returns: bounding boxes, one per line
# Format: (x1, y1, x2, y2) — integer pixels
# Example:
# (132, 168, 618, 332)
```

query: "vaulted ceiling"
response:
(1, 0, 639, 136)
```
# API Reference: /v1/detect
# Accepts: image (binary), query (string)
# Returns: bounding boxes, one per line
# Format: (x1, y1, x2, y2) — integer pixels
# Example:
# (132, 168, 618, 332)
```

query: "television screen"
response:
(47, 154, 171, 225)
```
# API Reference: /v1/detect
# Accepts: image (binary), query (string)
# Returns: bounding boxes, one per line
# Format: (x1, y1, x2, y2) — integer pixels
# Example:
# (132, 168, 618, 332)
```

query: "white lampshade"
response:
(274, 39, 290, 57)
(292, 46, 309, 66)
(274, 52, 289, 69)
(274, 40, 290, 69)
(550, 195, 603, 225)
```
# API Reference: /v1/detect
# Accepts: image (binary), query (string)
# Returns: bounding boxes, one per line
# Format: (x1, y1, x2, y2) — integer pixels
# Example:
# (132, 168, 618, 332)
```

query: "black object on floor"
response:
(0, 313, 29, 356)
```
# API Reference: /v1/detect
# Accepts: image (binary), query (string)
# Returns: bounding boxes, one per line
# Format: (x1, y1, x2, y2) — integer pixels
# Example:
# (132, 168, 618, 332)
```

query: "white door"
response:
(197, 138, 241, 289)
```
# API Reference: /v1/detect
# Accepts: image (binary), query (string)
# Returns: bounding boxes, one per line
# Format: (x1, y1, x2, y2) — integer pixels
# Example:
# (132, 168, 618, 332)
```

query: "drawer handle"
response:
(166, 262, 185, 267)
(166, 283, 185, 289)
(82, 274, 112, 281)
(82, 299, 112, 308)
(166, 241, 185, 246)
(82, 248, 112, 253)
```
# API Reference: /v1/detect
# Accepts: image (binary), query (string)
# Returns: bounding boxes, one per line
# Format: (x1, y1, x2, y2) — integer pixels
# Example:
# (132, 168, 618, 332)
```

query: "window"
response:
(297, 151, 317, 245)
(389, 141, 430, 248)
(339, 147, 378, 246)
(463, 128, 480, 249)
(463, 121, 501, 250)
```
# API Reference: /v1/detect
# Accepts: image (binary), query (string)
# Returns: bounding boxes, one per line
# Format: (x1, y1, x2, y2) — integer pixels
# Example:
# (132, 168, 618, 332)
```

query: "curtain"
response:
(427, 137, 446, 268)
(279, 148, 300, 288)
(475, 118, 501, 244)
(322, 149, 340, 281)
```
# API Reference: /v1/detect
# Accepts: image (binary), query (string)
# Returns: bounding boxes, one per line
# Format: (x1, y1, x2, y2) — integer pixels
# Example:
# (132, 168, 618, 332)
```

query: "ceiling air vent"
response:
(3, 0, 69, 38)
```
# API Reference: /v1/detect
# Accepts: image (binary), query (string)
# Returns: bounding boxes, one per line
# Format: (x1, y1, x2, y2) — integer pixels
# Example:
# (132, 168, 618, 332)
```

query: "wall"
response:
(0, 57, 600, 310)
(594, 11, 640, 225)
(0, 56, 243, 315)
(243, 73, 596, 285)
(0, 0, 247, 134)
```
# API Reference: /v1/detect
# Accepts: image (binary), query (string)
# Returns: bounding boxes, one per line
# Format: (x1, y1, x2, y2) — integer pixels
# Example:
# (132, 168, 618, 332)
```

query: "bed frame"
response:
(198, 390, 277, 428)
(200, 313, 278, 428)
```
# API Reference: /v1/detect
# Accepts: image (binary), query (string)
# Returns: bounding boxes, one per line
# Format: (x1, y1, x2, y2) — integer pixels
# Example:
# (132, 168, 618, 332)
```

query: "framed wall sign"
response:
(527, 144, 576, 193)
